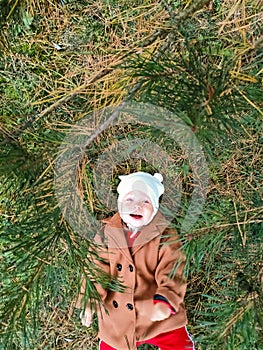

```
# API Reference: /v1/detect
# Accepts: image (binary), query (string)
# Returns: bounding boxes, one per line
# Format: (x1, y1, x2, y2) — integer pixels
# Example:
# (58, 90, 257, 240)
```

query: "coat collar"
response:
(102, 211, 170, 258)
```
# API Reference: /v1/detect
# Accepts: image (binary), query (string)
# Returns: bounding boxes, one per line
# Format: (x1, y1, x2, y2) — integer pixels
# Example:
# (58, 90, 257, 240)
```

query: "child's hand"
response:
(150, 302, 171, 321)
(80, 308, 93, 327)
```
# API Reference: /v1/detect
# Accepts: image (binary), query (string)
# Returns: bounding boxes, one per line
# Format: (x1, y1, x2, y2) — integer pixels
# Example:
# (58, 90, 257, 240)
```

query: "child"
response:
(76, 172, 194, 350)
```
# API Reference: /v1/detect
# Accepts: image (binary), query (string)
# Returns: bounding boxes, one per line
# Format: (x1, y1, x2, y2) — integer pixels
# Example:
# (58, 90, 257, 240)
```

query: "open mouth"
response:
(130, 214, 143, 220)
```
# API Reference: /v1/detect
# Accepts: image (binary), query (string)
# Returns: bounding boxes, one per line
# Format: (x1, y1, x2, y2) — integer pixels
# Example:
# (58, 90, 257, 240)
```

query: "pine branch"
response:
(1, 2, 262, 349)
(82, 79, 145, 150)
(1, 0, 210, 146)
(160, 0, 176, 20)
(219, 301, 254, 339)
(171, 0, 210, 24)
(78, 0, 211, 149)
(0, 68, 112, 146)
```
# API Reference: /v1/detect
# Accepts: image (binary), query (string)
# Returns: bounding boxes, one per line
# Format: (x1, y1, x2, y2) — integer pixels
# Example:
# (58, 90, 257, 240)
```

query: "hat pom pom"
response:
(153, 173, 163, 183)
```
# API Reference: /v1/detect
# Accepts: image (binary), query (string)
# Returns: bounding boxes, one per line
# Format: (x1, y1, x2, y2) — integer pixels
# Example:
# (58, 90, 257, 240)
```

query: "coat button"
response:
(129, 264, 133, 272)
(116, 263, 122, 271)
(126, 303, 133, 311)
(113, 300, 118, 308)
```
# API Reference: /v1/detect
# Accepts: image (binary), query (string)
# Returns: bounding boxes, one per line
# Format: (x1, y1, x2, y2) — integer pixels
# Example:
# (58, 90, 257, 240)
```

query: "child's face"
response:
(119, 190, 154, 228)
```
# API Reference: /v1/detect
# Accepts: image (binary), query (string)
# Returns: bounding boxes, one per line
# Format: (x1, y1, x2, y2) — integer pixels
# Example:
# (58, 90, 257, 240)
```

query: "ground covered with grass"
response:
(1, 1, 262, 349)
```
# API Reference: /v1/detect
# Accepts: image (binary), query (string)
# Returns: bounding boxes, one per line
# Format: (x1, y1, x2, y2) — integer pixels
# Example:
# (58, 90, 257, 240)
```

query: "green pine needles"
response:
(1, 0, 262, 349)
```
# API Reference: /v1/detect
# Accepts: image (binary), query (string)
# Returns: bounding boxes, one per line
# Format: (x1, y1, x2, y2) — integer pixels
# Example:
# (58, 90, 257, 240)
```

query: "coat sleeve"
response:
(154, 228, 187, 313)
(75, 232, 110, 309)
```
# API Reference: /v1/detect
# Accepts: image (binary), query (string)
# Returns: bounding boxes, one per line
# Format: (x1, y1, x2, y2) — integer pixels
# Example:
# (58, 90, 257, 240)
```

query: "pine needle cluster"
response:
(0, 1, 262, 349)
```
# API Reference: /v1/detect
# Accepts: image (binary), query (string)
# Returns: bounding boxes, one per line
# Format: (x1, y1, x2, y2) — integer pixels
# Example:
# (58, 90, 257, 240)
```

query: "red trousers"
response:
(99, 326, 195, 350)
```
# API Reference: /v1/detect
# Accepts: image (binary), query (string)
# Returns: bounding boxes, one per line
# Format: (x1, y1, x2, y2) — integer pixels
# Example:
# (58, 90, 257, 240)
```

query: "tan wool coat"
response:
(77, 211, 188, 350)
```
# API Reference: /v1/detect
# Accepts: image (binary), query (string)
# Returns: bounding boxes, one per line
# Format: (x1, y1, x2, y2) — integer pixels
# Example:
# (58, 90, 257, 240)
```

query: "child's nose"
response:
(134, 201, 144, 209)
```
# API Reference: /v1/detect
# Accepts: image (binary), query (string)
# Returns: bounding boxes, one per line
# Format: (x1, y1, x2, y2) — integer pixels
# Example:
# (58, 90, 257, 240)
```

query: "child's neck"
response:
(123, 223, 141, 246)
(127, 224, 140, 235)
(123, 222, 141, 235)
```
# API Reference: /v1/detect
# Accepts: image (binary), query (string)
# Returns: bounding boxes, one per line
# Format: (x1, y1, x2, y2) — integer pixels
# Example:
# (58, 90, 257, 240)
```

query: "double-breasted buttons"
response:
(113, 300, 118, 308)
(116, 263, 122, 271)
(126, 303, 134, 311)
(129, 264, 134, 272)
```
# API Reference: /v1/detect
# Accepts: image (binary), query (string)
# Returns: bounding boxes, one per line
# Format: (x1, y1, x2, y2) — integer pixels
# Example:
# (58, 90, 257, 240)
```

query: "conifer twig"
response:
(219, 301, 254, 339)
(160, 0, 176, 20)
(233, 84, 263, 116)
(82, 0, 211, 147)
(1, 0, 210, 144)
(189, 219, 263, 239)
(0, 68, 112, 146)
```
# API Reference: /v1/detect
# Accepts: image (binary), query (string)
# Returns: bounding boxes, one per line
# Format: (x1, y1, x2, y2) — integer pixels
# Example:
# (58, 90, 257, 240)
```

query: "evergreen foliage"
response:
(1, 0, 262, 349)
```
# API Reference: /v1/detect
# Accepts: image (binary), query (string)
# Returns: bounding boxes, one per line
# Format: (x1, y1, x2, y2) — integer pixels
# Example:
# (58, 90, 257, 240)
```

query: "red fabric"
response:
(99, 326, 195, 350)
(125, 230, 140, 246)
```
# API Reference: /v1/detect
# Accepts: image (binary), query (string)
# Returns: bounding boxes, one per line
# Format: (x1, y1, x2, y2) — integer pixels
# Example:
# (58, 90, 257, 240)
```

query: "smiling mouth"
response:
(130, 214, 143, 220)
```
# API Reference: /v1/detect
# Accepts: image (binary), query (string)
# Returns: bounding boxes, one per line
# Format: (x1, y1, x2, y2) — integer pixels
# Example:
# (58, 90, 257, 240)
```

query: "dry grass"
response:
(1, 0, 262, 349)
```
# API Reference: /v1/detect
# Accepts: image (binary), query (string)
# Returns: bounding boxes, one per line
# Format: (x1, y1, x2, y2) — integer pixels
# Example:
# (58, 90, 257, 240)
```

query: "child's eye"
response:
(144, 200, 150, 204)
(126, 197, 133, 202)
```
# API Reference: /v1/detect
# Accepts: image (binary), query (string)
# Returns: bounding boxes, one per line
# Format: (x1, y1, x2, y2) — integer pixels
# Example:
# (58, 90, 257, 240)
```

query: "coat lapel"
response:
(102, 211, 170, 259)
(102, 213, 133, 263)
(131, 211, 170, 255)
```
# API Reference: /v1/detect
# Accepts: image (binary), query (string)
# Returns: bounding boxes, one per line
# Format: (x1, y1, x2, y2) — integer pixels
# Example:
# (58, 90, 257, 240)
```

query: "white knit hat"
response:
(117, 172, 164, 217)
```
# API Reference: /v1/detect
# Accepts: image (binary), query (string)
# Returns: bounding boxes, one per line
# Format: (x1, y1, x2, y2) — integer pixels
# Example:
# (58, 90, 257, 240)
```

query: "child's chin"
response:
(122, 214, 149, 228)
(123, 216, 143, 227)
(129, 218, 147, 228)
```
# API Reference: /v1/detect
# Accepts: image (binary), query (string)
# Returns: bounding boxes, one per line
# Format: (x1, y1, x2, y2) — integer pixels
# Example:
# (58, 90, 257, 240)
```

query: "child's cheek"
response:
(148, 206, 154, 216)
(120, 202, 132, 213)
